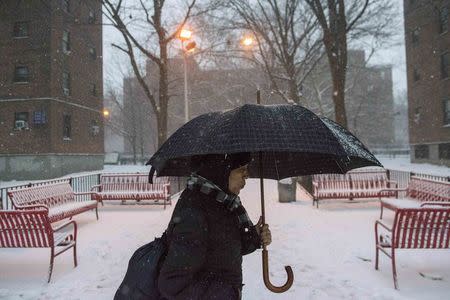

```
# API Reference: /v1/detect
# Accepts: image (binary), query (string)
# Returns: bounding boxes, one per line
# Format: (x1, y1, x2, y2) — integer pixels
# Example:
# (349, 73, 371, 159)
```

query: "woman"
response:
(158, 152, 271, 299)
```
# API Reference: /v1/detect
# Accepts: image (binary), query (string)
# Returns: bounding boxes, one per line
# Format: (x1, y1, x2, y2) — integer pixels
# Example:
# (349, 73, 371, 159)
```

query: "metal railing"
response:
(1, 172, 102, 210)
(1, 169, 447, 210)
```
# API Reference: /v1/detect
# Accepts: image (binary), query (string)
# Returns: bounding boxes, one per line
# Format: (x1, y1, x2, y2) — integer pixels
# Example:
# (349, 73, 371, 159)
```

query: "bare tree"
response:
(226, 0, 324, 105)
(101, 0, 199, 147)
(305, 0, 396, 127)
(104, 80, 156, 164)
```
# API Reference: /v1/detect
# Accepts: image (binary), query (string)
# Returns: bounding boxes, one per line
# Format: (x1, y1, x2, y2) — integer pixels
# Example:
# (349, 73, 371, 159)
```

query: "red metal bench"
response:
(7, 182, 98, 223)
(90, 174, 171, 209)
(0, 209, 77, 282)
(379, 176, 450, 219)
(312, 169, 398, 208)
(375, 207, 450, 289)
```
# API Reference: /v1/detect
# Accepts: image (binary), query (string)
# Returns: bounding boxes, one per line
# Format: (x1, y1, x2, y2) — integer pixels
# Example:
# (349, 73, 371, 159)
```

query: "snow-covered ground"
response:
(0, 158, 449, 299)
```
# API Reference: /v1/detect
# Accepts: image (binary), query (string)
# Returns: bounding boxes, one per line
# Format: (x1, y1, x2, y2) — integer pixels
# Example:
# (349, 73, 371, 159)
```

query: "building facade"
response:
(303, 49, 396, 150)
(404, 0, 450, 165)
(121, 49, 396, 159)
(0, 0, 104, 180)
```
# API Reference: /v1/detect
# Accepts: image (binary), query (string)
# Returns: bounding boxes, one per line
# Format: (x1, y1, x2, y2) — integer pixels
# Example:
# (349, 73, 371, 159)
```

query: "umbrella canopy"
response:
(146, 103, 382, 179)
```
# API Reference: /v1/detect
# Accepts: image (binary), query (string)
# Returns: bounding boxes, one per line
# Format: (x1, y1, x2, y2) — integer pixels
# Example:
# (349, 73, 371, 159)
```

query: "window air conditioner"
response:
(15, 120, 28, 130)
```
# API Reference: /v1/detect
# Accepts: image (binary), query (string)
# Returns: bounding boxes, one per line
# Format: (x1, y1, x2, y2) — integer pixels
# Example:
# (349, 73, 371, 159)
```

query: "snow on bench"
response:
(0, 209, 78, 282)
(312, 169, 398, 208)
(375, 207, 450, 289)
(90, 173, 171, 209)
(7, 182, 98, 223)
(379, 176, 450, 219)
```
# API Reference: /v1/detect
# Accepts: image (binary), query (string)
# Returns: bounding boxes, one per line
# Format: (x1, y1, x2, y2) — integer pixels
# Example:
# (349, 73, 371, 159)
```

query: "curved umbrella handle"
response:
(262, 249, 294, 293)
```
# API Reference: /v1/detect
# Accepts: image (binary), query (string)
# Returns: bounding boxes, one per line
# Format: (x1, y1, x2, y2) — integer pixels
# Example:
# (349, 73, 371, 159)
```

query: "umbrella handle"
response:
(262, 249, 294, 293)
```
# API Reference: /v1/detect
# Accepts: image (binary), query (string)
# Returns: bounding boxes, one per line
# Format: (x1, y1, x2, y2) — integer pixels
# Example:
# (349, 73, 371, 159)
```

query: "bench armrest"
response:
(53, 220, 77, 241)
(420, 202, 450, 207)
(15, 204, 49, 211)
(53, 219, 77, 232)
(375, 220, 392, 232)
(90, 185, 101, 192)
(378, 188, 407, 196)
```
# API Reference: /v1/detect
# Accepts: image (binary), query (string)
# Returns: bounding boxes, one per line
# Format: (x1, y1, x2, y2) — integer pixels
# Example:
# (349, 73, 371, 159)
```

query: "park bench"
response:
(90, 173, 171, 209)
(312, 169, 398, 208)
(7, 182, 98, 223)
(375, 207, 450, 289)
(0, 209, 77, 282)
(379, 176, 450, 219)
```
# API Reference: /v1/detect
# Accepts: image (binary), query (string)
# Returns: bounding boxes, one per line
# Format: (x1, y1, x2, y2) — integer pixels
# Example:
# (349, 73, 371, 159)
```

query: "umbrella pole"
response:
(257, 90, 294, 293)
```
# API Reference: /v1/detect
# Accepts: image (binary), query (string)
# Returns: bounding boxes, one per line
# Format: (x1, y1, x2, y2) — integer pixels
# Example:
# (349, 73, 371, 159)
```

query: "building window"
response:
(411, 28, 419, 46)
(441, 52, 449, 79)
(91, 83, 97, 96)
(413, 67, 420, 81)
(89, 47, 96, 59)
(439, 143, 450, 160)
(63, 72, 71, 96)
(14, 112, 29, 130)
(62, 30, 71, 52)
(62, 0, 70, 13)
(439, 6, 449, 34)
(88, 11, 96, 24)
(13, 22, 29, 38)
(14, 66, 30, 83)
(415, 145, 429, 159)
(90, 120, 100, 136)
(33, 110, 47, 125)
(444, 98, 450, 125)
(63, 114, 71, 139)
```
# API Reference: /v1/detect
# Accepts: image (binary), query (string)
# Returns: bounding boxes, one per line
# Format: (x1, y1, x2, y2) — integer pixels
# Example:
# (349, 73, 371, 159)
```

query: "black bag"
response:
(114, 232, 168, 300)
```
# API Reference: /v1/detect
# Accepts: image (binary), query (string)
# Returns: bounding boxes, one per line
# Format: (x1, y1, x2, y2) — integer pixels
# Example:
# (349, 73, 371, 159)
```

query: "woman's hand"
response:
(255, 216, 272, 247)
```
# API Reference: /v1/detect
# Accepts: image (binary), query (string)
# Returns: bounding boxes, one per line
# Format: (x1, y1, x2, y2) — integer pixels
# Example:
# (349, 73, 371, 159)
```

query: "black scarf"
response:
(187, 174, 253, 230)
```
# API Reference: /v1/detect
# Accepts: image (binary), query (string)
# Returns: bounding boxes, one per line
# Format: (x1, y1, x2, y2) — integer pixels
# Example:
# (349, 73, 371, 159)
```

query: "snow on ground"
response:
(0, 159, 448, 299)
(1, 172, 450, 299)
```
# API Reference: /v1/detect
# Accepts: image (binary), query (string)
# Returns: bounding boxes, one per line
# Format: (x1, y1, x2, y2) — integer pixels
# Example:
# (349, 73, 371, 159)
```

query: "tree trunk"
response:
(331, 74, 348, 128)
(157, 44, 169, 148)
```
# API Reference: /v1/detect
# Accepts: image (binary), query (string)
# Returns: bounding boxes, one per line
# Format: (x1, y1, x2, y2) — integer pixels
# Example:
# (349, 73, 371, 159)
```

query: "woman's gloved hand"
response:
(255, 216, 272, 247)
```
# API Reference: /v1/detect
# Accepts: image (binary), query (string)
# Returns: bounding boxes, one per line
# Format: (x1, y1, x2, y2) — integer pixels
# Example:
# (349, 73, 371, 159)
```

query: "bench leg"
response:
(48, 248, 55, 283)
(375, 246, 379, 270)
(391, 249, 399, 289)
(380, 204, 384, 219)
(73, 243, 78, 267)
(95, 207, 99, 220)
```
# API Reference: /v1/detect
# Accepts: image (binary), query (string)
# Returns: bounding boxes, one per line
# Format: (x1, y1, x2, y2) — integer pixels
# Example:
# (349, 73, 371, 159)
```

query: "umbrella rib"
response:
(273, 150, 280, 180)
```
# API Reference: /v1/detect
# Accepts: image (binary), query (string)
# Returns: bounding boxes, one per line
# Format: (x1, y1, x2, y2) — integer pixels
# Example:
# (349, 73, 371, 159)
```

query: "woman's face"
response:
(228, 164, 249, 195)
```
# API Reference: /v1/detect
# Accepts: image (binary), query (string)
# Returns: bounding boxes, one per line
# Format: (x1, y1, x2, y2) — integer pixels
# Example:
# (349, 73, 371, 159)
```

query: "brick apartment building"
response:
(404, 0, 450, 166)
(0, 0, 104, 180)
(302, 49, 395, 149)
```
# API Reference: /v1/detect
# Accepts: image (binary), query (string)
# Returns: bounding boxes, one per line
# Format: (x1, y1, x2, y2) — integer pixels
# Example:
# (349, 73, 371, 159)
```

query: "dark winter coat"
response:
(158, 187, 261, 300)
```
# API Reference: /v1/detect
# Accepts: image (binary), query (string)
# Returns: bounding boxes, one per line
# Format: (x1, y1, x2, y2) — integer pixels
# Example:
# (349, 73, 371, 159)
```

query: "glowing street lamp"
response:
(179, 28, 192, 41)
(241, 36, 254, 47)
(178, 27, 196, 123)
(103, 108, 110, 118)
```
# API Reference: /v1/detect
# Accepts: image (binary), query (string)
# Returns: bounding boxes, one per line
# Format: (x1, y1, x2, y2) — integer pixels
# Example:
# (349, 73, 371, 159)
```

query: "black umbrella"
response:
(146, 99, 382, 293)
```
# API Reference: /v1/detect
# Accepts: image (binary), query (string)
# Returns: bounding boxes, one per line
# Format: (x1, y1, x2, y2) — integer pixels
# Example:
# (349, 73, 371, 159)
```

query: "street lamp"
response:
(178, 28, 196, 123)
(241, 36, 254, 47)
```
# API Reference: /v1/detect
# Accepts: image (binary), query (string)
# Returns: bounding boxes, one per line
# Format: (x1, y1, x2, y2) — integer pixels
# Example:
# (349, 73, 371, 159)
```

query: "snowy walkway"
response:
(1, 178, 449, 300)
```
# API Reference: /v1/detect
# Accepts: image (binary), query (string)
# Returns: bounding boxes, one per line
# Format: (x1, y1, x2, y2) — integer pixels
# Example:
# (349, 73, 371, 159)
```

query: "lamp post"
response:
(179, 28, 196, 123)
